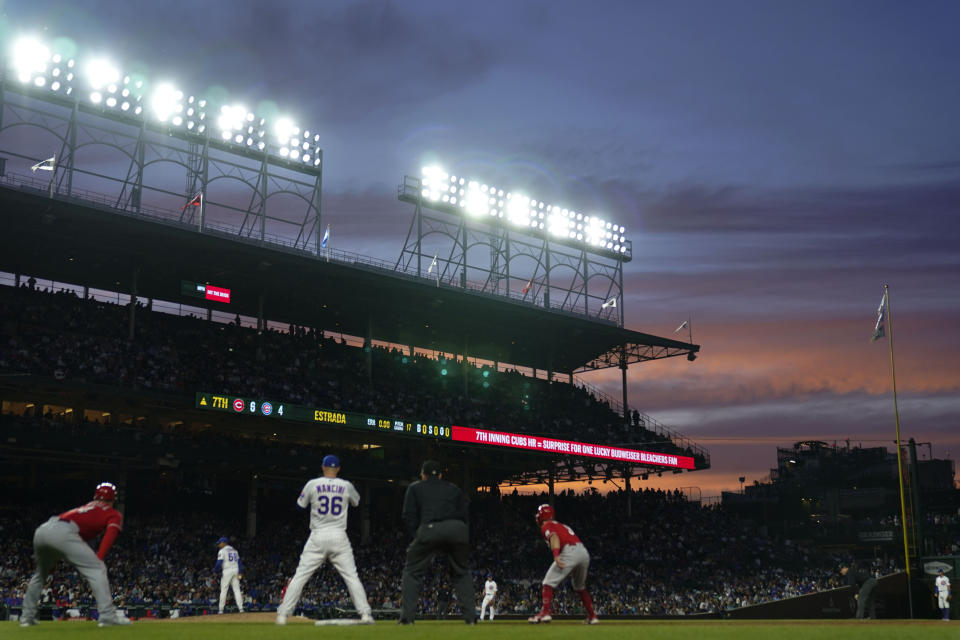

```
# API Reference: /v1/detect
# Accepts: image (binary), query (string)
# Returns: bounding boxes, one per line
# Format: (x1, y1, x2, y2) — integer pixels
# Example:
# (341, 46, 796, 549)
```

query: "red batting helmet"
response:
(535, 504, 555, 525)
(94, 482, 117, 502)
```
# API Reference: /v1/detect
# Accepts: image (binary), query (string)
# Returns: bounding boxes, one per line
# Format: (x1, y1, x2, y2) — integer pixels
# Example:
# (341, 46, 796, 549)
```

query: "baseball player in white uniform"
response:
(480, 573, 497, 621)
(934, 568, 951, 620)
(214, 537, 244, 614)
(275, 455, 374, 626)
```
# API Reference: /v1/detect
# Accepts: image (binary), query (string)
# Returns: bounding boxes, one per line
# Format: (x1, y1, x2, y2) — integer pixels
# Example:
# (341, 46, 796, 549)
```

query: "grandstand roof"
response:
(0, 184, 698, 373)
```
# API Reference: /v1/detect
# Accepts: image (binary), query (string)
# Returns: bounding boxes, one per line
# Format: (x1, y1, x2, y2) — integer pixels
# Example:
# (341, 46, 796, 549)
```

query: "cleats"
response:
(97, 613, 132, 627)
(528, 613, 552, 623)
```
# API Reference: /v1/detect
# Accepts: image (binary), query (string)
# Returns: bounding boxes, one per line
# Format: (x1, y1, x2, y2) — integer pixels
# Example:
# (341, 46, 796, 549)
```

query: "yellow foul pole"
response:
(884, 284, 913, 617)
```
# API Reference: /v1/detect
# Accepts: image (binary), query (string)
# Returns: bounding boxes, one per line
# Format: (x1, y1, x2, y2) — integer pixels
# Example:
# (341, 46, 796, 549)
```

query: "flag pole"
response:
(885, 284, 913, 618)
(686, 315, 692, 344)
(48, 156, 56, 199)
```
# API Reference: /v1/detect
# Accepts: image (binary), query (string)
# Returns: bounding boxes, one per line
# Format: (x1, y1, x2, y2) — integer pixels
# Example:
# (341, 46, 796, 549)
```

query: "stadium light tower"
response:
(2, 33, 325, 253)
(415, 166, 631, 261)
(397, 165, 630, 325)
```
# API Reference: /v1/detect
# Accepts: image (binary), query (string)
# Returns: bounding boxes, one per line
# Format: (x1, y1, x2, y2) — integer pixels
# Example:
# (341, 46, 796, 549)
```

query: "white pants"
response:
(219, 572, 243, 612)
(480, 594, 496, 619)
(541, 543, 590, 590)
(277, 530, 371, 618)
(937, 592, 950, 618)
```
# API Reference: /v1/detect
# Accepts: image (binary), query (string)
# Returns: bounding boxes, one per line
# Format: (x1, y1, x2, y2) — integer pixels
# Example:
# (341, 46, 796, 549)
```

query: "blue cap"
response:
(217, 537, 228, 545)
(322, 454, 340, 468)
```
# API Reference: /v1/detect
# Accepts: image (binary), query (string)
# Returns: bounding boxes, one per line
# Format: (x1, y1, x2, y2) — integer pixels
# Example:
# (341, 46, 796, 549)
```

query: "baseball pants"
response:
(541, 542, 590, 589)
(480, 594, 495, 619)
(855, 577, 877, 619)
(937, 593, 950, 619)
(219, 571, 243, 612)
(401, 519, 474, 623)
(21, 517, 119, 623)
(277, 530, 371, 618)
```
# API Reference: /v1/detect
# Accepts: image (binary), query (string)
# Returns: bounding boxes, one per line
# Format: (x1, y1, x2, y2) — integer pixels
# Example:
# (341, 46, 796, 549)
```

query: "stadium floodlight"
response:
(411, 165, 631, 259)
(11, 36, 51, 84)
(3, 32, 324, 169)
(463, 181, 488, 216)
(218, 103, 248, 140)
(274, 117, 295, 142)
(151, 83, 183, 122)
(86, 58, 119, 90)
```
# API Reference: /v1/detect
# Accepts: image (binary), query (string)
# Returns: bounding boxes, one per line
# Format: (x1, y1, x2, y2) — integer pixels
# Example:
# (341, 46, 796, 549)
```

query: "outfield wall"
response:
(728, 573, 909, 619)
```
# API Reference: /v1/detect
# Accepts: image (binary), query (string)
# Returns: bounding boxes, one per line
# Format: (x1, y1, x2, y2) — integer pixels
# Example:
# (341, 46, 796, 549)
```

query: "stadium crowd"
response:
(0, 283, 702, 466)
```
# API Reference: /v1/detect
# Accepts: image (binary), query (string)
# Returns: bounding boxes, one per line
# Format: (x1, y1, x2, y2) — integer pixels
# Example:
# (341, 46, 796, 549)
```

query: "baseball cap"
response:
(217, 537, 228, 545)
(421, 460, 442, 476)
(322, 454, 340, 468)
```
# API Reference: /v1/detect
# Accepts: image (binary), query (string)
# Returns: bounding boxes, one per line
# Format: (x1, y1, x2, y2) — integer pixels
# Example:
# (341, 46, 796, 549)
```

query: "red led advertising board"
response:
(204, 285, 231, 303)
(451, 425, 695, 469)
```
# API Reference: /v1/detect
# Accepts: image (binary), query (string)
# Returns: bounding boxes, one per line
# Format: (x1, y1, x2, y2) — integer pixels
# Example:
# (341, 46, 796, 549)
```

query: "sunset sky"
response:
(3, 1, 959, 496)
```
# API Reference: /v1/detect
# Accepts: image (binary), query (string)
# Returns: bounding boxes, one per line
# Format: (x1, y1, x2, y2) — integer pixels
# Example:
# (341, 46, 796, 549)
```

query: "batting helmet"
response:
(535, 504, 555, 525)
(94, 482, 117, 502)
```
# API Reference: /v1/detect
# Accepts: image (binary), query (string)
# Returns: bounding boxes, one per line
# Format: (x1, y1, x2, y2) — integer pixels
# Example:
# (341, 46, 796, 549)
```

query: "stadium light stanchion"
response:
(6, 32, 326, 248)
(412, 165, 631, 261)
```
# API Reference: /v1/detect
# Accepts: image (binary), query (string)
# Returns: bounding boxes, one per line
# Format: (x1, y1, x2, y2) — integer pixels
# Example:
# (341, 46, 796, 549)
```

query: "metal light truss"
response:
(417, 166, 632, 260)
(577, 341, 699, 373)
(0, 78, 323, 253)
(397, 174, 625, 325)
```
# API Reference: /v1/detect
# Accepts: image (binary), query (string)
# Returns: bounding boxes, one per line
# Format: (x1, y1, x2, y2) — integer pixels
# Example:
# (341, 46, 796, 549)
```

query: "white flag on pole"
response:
(870, 291, 887, 342)
(428, 254, 438, 274)
(601, 297, 617, 309)
(674, 320, 688, 333)
(321, 224, 330, 249)
(31, 156, 56, 172)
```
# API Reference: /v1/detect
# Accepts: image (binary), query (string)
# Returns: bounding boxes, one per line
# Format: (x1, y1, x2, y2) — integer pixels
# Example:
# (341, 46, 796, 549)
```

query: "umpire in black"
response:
(841, 564, 877, 619)
(399, 460, 475, 624)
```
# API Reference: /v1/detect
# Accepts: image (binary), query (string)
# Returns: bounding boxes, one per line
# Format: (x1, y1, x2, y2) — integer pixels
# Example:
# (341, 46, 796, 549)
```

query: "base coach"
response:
(399, 460, 475, 624)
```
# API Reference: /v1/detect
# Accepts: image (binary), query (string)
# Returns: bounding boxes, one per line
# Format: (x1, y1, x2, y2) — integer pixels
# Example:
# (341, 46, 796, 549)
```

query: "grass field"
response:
(6, 615, 956, 640)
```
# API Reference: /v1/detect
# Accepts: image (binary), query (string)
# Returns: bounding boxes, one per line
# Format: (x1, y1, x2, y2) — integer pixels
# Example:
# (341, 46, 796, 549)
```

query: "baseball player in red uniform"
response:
(528, 503, 598, 625)
(19, 482, 132, 627)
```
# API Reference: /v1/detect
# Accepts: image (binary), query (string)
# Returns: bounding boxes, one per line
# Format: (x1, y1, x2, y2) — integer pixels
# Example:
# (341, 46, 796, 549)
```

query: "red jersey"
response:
(540, 520, 581, 551)
(59, 500, 123, 541)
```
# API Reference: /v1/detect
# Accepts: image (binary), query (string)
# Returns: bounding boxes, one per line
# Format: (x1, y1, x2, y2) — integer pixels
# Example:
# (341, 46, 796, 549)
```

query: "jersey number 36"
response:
(317, 496, 343, 515)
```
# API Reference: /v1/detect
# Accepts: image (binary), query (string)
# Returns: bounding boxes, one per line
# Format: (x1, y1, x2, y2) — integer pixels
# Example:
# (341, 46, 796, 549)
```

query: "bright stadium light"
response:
(463, 181, 488, 216)
(86, 58, 119, 89)
(218, 104, 246, 130)
(410, 166, 631, 259)
(507, 194, 532, 227)
(547, 208, 571, 238)
(11, 36, 51, 83)
(151, 83, 183, 122)
(5, 32, 323, 168)
(274, 116, 295, 142)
